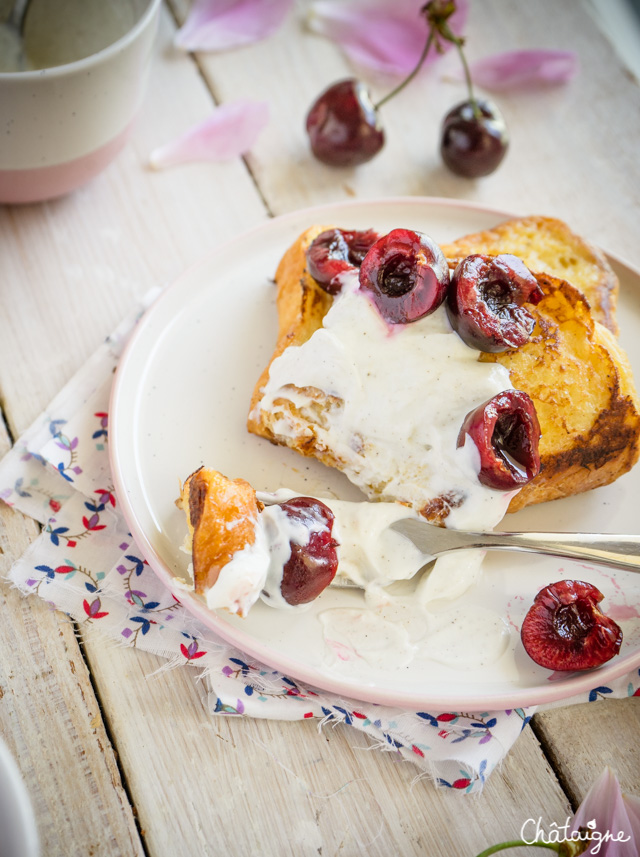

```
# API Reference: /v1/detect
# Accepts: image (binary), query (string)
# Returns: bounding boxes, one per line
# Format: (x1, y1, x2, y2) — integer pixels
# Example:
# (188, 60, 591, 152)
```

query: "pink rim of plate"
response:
(109, 196, 640, 711)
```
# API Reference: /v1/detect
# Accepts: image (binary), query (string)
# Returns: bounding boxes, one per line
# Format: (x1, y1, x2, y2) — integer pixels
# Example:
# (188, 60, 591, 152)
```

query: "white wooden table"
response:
(1, 2, 639, 854)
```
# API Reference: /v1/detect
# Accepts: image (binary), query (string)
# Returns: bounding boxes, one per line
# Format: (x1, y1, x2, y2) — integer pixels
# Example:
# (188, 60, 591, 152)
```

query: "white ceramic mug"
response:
(0, 0, 161, 204)
(0, 737, 39, 857)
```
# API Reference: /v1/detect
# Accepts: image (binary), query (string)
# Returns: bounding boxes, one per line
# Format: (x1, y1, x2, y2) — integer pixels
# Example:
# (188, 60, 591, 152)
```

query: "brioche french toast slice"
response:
(440, 215, 619, 334)
(178, 467, 262, 596)
(247, 226, 640, 521)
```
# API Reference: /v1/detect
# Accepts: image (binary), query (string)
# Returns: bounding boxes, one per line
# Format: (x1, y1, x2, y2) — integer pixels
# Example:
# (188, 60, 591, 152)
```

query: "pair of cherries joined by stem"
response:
(306, 1, 509, 178)
(305, 225, 543, 494)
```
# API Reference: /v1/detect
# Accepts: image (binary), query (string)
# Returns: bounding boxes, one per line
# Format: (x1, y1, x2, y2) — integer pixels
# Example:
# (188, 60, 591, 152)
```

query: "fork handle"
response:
(453, 531, 640, 573)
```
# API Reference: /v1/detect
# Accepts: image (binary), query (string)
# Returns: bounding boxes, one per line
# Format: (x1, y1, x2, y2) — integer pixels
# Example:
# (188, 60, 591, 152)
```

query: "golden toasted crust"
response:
(177, 468, 261, 593)
(248, 226, 334, 436)
(441, 215, 619, 333)
(490, 275, 640, 510)
(248, 226, 640, 518)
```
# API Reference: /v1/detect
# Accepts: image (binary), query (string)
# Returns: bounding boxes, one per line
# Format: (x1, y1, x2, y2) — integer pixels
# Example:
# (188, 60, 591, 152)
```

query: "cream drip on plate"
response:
(182, 489, 511, 670)
(319, 603, 510, 671)
(252, 270, 516, 531)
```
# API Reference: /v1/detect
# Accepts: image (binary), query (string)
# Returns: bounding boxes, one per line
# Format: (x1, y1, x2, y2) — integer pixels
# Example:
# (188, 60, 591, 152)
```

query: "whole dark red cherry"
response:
(521, 580, 623, 671)
(306, 228, 379, 294)
(440, 98, 509, 178)
(359, 228, 450, 324)
(457, 390, 541, 490)
(278, 497, 339, 606)
(447, 254, 544, 352)
(306, 79, 385, 167)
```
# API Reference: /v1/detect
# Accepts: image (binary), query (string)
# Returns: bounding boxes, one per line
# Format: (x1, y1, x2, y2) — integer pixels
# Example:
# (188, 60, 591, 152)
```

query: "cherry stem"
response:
(440, 20, 482, 120)
(374, 30, 434, 110)
(474, 842, 560, 857)
(373, 2, 481, 120)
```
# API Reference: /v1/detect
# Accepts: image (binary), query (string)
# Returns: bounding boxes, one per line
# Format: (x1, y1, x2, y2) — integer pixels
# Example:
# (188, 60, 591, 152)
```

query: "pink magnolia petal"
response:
(570, 768, 640, 856)
(308, 0, 469, 77)
(175, 0, 293, 52)
(149, 100, 269, 169)
(466, 49, 579, 90)
(622, 792, 640, 850)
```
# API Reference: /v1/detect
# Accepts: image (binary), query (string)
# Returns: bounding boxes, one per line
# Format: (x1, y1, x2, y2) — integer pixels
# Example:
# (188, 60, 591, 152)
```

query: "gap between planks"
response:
(76, 628, 153, 857)
(529, 716, 581, 812)
(163, 0, 276, 218)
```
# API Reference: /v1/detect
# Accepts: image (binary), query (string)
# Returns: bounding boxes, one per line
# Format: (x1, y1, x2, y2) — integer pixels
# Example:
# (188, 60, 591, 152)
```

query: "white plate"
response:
(110, 197, 640, 710)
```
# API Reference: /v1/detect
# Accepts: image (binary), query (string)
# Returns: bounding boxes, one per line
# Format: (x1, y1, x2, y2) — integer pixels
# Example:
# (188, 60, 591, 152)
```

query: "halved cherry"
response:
(458, 390, 541, 490)
(447, 254, 544, 352)
(358, 228, 450, 324)
(278, 497, 339, 605)
(306, 228, 379, 295)
(521, 580, 623, 671)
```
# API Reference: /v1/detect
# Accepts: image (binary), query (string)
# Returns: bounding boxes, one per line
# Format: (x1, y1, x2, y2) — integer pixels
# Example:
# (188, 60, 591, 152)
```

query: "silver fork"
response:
(389, 519, 640, 573)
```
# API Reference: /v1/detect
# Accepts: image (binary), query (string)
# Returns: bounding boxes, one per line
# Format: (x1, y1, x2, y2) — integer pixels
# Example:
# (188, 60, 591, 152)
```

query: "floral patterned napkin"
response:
(1, 294, 638, 795)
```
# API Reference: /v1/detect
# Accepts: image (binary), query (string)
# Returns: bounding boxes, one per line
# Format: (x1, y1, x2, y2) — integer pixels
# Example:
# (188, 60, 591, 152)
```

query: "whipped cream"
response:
(185, 489, 510, 671)
(201, 489, 431, 616)
(320, 609, 417, 670)
(203, 524, 270, 617)
(202, 497, 315, 615)
(253, 271, 515, 531)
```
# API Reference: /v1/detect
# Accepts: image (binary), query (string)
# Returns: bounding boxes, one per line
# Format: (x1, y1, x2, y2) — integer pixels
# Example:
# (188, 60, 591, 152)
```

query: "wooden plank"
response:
(82, 631, 572, 857)
(533, 699, 640, 803)
(0, 420, 144, 857)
